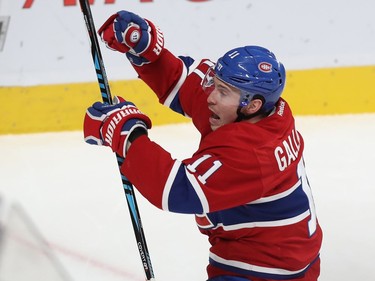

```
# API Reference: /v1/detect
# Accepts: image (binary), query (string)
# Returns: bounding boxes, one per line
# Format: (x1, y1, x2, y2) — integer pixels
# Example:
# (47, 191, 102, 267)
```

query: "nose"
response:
(207, 88, 217, 105)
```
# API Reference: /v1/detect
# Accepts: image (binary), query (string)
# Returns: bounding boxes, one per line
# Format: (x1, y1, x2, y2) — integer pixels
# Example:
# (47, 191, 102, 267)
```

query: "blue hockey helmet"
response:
(215, 46, 286, 113)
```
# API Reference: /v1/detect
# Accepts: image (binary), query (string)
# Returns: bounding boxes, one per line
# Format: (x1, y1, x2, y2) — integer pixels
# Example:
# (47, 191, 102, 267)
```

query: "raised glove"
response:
(84, 96, 152, 157)
(98, 10, 164, 66)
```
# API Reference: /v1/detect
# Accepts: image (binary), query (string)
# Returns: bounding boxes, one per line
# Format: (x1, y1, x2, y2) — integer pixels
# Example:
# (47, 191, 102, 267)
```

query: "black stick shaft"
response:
(78, 1, 155, 279)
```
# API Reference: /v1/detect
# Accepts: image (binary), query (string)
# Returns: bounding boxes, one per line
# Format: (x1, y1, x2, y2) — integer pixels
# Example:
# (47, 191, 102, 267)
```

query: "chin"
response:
(210, 124, 220, 131)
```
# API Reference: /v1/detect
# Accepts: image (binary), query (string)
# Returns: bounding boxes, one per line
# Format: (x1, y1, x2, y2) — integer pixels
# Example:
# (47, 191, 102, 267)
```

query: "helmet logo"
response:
(258, 62, 272, 73)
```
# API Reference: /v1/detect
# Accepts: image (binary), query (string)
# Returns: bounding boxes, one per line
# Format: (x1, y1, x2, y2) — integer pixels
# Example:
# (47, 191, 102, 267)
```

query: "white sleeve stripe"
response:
(163, 59, 214, 108)
(163, 58, 188, 107)
(185, 167, 210, 213)
(192, 60, 215, 80)
(193, 68, 205, 79)
(203, 60, 215, 67)
(210, 210, 310, 231)
(161, 160, 181, 211)
(209, 252, 309, 276)
(249, 179, 301, 204)
(188, 59, 201, 75)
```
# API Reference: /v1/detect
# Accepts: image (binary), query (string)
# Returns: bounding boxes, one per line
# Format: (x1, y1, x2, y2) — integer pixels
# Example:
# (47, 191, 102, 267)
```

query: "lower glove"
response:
(84, 96, 152, 157)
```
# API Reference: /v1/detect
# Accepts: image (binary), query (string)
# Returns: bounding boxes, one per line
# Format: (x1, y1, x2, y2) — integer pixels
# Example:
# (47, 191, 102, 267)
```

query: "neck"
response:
(236, 107, 275, 123)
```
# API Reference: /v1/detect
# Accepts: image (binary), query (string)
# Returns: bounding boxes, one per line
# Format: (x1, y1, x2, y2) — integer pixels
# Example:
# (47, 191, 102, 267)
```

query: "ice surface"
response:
(0, 114, 375, 281)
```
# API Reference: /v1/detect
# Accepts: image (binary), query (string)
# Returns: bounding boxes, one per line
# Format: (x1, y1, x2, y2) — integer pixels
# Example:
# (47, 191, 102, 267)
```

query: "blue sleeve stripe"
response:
(168, 95, 185, 116)
(198, 181, 311, 231)
(162, 160, 181, 211)
(211, 210, 310, 231)
(184, 167, 210, 213)
(161, 160, 209, 214)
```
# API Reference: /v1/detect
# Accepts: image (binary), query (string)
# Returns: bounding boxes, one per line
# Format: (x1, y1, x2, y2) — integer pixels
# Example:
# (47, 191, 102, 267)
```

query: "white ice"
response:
(0, 114, 375, 281)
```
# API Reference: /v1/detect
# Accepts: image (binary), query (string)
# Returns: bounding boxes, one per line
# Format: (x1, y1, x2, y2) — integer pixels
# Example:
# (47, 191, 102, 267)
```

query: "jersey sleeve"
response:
(121, 129, 265, 215)
(130, 49, 185, 112)
(129, 49, 214, 135)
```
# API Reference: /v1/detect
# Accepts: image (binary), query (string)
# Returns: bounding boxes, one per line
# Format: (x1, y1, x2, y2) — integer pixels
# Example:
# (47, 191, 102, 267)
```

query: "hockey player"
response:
(83, 10, 323, 281)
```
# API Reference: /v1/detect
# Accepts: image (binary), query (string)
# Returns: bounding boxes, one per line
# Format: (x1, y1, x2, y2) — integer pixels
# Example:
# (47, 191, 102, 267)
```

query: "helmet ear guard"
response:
(239, 91, 252, 107)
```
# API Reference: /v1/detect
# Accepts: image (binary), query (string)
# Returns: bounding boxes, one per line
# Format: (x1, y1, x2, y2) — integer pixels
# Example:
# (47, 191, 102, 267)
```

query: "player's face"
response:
(207, 77, 241, 131)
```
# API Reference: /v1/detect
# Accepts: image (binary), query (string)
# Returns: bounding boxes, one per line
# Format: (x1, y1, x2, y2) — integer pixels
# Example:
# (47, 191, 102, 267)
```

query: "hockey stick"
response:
(78, 1, 155, 280)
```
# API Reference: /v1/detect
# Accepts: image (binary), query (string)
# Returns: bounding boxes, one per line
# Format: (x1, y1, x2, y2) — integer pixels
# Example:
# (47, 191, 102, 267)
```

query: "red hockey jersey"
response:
(121, 50, 322, 280)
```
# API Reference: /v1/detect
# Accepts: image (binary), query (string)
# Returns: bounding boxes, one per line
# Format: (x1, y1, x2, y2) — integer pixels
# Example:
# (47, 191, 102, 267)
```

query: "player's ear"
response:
(242, 98, 263, 115)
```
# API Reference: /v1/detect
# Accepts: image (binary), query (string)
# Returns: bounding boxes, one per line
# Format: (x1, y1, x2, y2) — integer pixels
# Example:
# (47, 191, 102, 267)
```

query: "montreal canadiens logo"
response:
(258, 62, 272, 73)
(130, 29, 141, 43)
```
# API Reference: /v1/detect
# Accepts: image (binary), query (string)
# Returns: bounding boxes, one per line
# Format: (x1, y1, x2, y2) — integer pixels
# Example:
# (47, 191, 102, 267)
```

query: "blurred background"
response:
(0, 0, 374, 280)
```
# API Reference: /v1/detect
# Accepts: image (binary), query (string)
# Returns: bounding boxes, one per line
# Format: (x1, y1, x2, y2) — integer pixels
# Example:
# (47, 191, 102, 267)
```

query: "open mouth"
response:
(209, 111, 221, 128)
(211, 112, 220, 120)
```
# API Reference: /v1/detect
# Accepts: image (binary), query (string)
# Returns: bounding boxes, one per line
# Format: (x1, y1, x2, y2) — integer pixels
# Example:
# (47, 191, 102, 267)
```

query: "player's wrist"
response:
(125, 127, 148, 153)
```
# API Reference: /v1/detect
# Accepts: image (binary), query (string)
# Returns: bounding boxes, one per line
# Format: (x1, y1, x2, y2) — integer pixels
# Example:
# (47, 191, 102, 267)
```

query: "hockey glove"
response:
(84, 96, 152, 157)
(98, 10, 164, 66)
